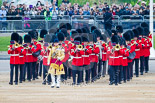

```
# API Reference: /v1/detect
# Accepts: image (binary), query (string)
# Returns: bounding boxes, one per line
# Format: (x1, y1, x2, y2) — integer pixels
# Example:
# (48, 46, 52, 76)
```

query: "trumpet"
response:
(48, 45, 53, 49)
(14, 43, 19, 48)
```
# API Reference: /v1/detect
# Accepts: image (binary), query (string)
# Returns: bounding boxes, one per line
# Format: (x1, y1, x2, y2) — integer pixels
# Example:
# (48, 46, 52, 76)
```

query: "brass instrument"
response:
(48, 45, 53, 49)
(76, 45, 83, 51)
(114, 44, 120, 51)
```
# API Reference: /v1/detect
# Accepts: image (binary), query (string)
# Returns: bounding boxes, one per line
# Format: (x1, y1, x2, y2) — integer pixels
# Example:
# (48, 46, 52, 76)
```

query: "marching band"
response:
(8, 22, 152, 87)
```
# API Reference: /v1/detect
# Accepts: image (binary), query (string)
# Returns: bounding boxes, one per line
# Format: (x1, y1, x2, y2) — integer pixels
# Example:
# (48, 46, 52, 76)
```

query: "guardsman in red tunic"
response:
(28, 30, 41, 80)
(93, 29, 103, 79)
(137, 26, 145, 75)
(132, 29, 142, 77)
(8, 33, 20, 85)
(123, 31, 133, 82)
(125, 30, 135, 81)
(107, 35, 123, 85)
(41, 34, 52, 85)
(18, 36, 26, 83)
(39, 29, 48, 77)
(81, 34, 92, 83)
(23, 35, 33, 81)
(100, 34, 108, 77)
(70, 36, 84, 85)
(143, 27, 152, 73)
(89, 33, 99, 82)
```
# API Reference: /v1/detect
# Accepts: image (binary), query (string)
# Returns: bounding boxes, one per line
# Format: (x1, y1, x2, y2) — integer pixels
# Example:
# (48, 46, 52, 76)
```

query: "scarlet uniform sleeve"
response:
(119, 48, 125, 55)
(124, 49, 129, 57)
(8, 45, 13, 54)
(31, 43, 41, 53)
(130, 45, 135, 53)
(70, 49, 76, 56)
(86, 46, 92, 54)
(80, 50, 84, 55)
(92, 46, 99, 54)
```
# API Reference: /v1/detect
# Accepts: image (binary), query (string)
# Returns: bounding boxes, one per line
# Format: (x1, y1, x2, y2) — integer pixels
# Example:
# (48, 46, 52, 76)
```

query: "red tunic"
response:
(18, 46, 26, 65)
(41, 46, 50, 66)
(8, 45, 20, 64)
(25, 45, 33, 63)
(31, 41, 41, 62)
(140, 38, 145, 57)
(144, 38, 152, 57)
(122, 48, 129, 66)
(134, 40, 142, 59)
(102, 43, 107, 61)
(62, 41, 72, 62)
(71, 47, 84, 66)
(107, 47, 123, 66)
(89, 44, 99, 63)
(82, 45, 92, 65)
(127, 43, 135, 63)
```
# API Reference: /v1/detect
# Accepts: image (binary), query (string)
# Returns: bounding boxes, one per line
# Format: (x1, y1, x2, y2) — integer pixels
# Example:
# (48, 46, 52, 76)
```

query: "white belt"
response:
(135, 49, 140, 51)
(147, 44, 150, 46)
(44, 56, 48, 58)
(90, 54, 96, 55)
(26, 54, 32, 56)
(82, 55, 89, 57)
(109, 56, 119, 59)
(73, 57, 82, 59)
(19, 56, 24, 57)
(102, 53, 107, 54)
(118, 56, 123, 57)
(123, 57, 127, 59)
(11, 54, 19, 56)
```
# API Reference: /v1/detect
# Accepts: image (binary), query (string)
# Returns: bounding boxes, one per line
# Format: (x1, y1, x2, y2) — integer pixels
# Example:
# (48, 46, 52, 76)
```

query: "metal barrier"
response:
(0, 15, 154, 32)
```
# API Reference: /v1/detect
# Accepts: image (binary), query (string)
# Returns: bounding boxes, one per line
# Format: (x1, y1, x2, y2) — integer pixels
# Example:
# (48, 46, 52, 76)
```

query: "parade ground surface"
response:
(0, 60, 155, 103)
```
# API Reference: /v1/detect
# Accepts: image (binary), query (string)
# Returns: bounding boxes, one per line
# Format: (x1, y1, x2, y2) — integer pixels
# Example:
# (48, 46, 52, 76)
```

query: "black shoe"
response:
(47, 81, 51, 85)
(68, 77, 71, 79)
(56, 86, 60, 88)
(33, 78, 35, 80)
(36, 77, 39, 79)
(109, 82, 113, 85)
(119, 82, 122, 84)
(145, 71, 148, 73)
(19, 81, 22, 83)
(15, 82, 18, 85)
(77, 83, 81, 85)
(140, 72, 143, 75)
(136, 75, 139, 77)
(51, 86, 54, 88)
(42, 82, 46, 85)
(72, 83, 76, 85)
(115, 83, 118, 86)
(28, 79, 31, 82)
(127, 79, 130, 81)
(22, 79, 25, 82)
(9, 82, 13, 85)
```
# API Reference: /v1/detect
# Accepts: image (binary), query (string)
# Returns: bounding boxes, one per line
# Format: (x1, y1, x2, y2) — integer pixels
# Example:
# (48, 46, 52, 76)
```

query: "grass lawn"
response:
(0, 35, 155, 51)
(0, 36, 10, 51)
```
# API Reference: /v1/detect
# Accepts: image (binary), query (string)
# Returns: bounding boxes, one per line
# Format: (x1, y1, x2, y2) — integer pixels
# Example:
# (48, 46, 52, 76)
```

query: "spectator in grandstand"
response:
(44, 7, 52, 20)
(0, 6, 7, 20)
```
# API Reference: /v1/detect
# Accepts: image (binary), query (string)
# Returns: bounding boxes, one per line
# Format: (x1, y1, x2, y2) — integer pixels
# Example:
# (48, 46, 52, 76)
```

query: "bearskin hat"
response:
(123, 30, 131, 41)
(74, 35, 82, 44)
(76, 28, 83, 34)
(57, 32, 65, 41)
(51, 35, 59, 43)
(132, 29, 139, 38)
(11, 32, 19, 42)
(66, 23, 72, 30)
(71, 31, 78, 38)
(84, 26, 90, 33)
(59, 23, 67, 29)
(128, 30, 134, 39)
(44, 34, 52, 43)
(141, 22, 149, 28)
(137, 26, 144, 36)
(111, 35, 119, 44)
(19, 36, 23, 44)
(89, 33, 94, 42)
(81, 33, 89, 42)
(116, 25, 123, 33)
(24, 34, 31, 43)
(93, 29, 102, 37)
(40, 29, 47, 38)
(143, 27, 150, 36)
(61, 28, 68, 37)
(49, 28, 57, 34)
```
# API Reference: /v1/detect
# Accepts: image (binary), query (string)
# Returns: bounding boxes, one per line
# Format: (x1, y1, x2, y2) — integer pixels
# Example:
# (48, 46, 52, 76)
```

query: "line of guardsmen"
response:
(8, 22, 152, 87)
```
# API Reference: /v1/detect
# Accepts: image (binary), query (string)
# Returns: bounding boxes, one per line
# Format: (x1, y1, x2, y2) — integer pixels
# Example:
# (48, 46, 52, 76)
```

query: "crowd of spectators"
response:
(0, 0, 154, 20)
